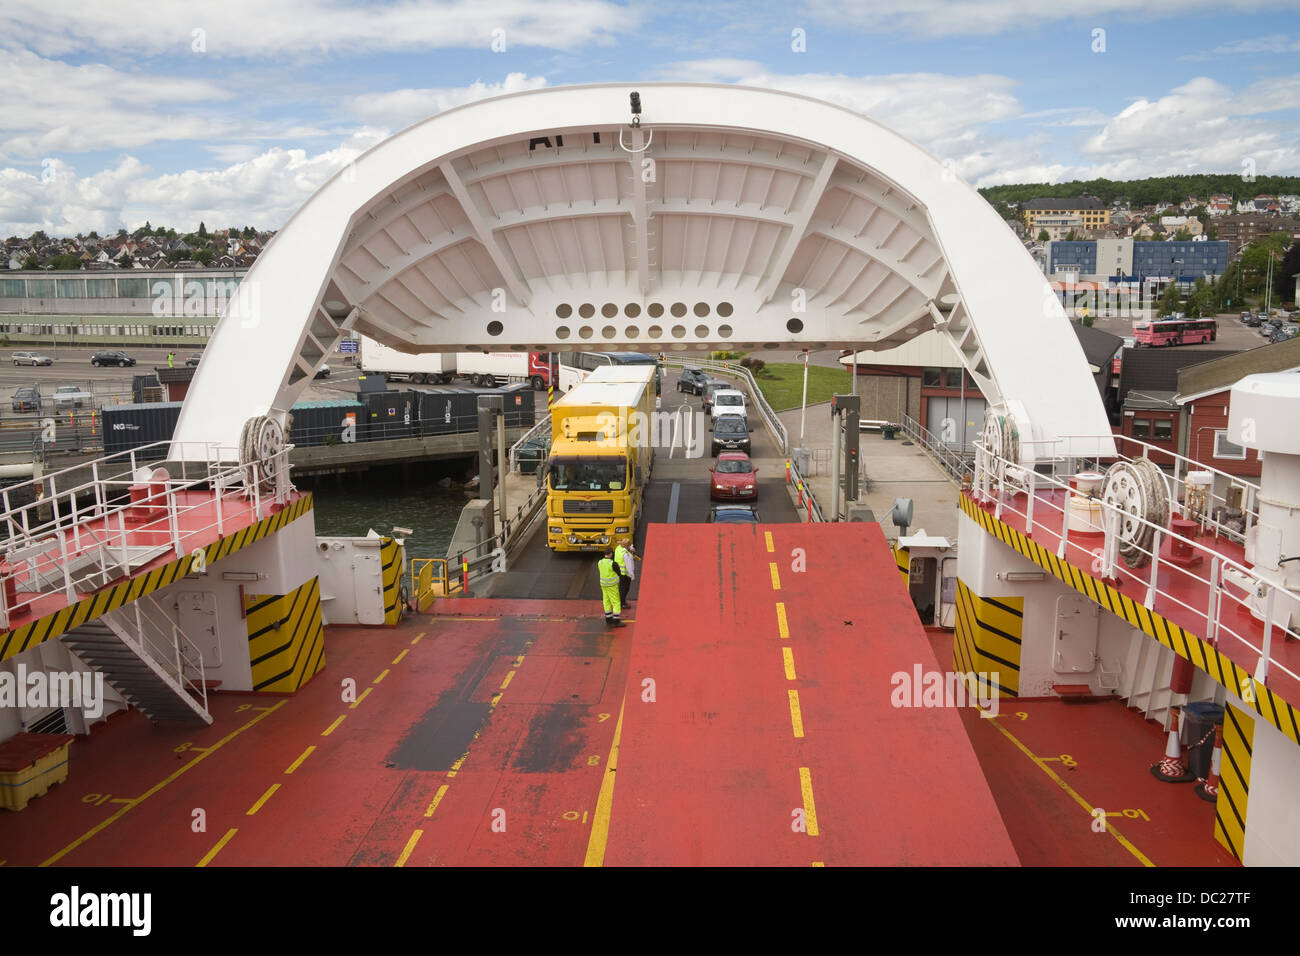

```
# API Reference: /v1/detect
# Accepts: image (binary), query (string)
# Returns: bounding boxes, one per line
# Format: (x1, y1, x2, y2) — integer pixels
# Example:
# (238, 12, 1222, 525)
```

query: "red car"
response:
(709, 452, 759, 501)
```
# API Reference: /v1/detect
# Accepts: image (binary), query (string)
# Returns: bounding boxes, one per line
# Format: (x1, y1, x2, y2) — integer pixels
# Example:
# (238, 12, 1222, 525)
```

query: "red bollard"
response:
(785, 459, 791, 484)
(461, 556, 469, 592)
(807, 495, 812, 522)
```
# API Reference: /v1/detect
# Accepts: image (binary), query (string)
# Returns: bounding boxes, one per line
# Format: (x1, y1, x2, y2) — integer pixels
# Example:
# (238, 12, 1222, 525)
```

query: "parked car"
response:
(11, 386, 40, 412)
(91, 350, 135, 367)
(707, 504, 761, 524)
(186, 353, 202, 366)
(676, 367, 709, 395)
(314, 365, 331, 379)
(1242, 313, 1264, 327)
(1268, 326, 1297, 344)
(710, 415, 751, 456)
(709, 452, 759, 501)
(12, 352, 52, 366)
(700, 380, 731, 413)
(52, 385, 91, 409)
(1261, 319, 1283, 338)
(709, 389, 748, 424)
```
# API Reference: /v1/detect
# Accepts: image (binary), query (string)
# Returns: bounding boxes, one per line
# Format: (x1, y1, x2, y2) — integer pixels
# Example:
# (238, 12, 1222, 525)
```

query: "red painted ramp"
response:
(600, 522, 1018, 866)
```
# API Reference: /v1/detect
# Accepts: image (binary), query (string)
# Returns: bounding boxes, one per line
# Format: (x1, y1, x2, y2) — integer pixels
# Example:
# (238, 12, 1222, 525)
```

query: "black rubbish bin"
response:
(1181, 701, 1224, 780)
(882, 424, 896, 440)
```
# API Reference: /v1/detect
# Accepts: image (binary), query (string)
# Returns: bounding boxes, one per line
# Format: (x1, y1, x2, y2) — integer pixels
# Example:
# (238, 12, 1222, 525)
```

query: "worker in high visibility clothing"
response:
(614, 538, 636, 608)
(598, 548, 625, 628)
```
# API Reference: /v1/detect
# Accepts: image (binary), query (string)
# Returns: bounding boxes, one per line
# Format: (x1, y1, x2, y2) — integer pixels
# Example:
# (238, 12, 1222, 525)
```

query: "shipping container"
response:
(364, 391, 417, 440)
(102, 401, 182, 454)
(131, 373, 162, 404)
(412, 387, 479, 437)
(498, 382, 537, 428)
(289, 399, 366, 447)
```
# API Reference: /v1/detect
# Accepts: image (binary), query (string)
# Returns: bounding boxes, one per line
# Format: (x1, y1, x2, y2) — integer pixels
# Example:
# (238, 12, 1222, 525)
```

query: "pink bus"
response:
(1133, 318, 1217, 347)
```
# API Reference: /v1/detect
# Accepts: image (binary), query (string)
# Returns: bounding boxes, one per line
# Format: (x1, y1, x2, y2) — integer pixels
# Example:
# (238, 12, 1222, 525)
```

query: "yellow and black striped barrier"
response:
(1214, 703, 1254, 862)
(953, 580, 1023, 698)
(245, 576, 325, 693)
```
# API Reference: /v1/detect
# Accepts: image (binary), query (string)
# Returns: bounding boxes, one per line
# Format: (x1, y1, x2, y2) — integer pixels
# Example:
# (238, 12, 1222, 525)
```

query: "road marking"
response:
(196, 828, 239, 868)
(513, 655, 525, 668)
(410, 633, 425, 645)
(499, 670, 515, 690)
(667, 482, 681, 523)
(41, 700, 286, 867)
(392, 649, 409, 664)
(395, 829, 423, 867)
(799, 768, 820, 836)
(764, 531, 774, 553)
(988, 718, 1153, 866)
(769, 563, 781, 591)
(321, 715, 347, 737)
(425, 785, 450, 818)
(583, 693, 628, 867)
(284, 745, 315, 775)
(350, 687, 373, 709)
(246, 783, 280, 816)
(788, 690, 805, 738)
(811, 861, 824, 867)
(776, 602, 789, 638)
(782, 647, 797, 680)
(373, 669, 390, 684)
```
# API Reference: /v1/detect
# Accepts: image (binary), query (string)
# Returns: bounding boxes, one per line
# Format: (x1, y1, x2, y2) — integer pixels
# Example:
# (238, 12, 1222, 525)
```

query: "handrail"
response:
(660, 357, 789, 454)
(106, 592, 208, 715)
(508, 416, 552, 473)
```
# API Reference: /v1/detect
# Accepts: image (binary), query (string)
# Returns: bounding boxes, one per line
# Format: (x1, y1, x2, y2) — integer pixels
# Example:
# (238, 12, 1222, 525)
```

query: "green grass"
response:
(751, 362, 854, 411)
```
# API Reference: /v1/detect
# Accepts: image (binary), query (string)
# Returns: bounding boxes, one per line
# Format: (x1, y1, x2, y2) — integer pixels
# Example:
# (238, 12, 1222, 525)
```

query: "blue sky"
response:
(2, 0, 1298, 235)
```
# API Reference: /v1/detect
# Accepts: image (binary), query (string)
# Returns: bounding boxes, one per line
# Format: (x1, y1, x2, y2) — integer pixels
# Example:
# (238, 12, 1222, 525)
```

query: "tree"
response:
(1064, 229, 1078, 241)
(87, 230, 99, 240)
(1185, 278, 1213, 317)
(1037, 229, 1050, 242)
(197, 221, 208, 237)
(1173, 228, 1192, 241)
(193, 248, 214, 265)
(1158, 282, 1182, 316)
(1274, 239, 1300, 306)
(116, 227, 128, 238)
(20, 255, 39, 269)
(118, 253, 134, 268)
(242, 226, 255, 238)
(46, 253, 81, 270)
(134, 221, 152, 238)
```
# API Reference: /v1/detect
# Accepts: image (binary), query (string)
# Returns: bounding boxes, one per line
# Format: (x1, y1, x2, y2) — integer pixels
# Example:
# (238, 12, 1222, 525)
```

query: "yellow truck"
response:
(544, 364, 657, 552)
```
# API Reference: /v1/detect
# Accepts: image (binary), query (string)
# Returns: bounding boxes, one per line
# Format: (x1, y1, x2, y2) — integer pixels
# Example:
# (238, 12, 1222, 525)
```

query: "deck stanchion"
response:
(1255, 587, 1276, 685)
(461, 553, 469, 592)
(1206, 557, 1221, 645)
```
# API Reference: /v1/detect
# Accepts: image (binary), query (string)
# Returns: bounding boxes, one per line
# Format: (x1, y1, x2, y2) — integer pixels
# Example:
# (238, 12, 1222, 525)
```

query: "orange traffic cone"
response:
(1150, 706, 1195, 783)
(1196, 723, 1224, 802)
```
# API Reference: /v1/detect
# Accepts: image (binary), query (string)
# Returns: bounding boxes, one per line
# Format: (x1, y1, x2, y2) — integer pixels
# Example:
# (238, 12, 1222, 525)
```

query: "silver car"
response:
(12, 351, 52, 366)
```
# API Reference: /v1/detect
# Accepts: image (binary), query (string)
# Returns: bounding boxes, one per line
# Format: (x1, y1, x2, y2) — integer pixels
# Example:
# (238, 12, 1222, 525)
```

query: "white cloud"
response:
(0, 0, 637, 58)
(801, 0, 1297, 38)
(1191, 33, 1300, 58)
(345, 73, 549, 129)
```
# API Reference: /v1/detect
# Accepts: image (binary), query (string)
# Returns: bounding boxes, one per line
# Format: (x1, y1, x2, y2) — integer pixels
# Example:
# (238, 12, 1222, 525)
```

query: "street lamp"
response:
(799, 349, 809, 444)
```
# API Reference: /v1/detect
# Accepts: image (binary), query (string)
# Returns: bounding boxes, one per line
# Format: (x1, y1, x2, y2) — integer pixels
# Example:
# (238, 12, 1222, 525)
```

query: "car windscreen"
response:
(714, 511, 757, 523)
(714, 419, 746, 435)
(715, 394, 743, 406)
(714, 459, 752, 474)
(547, 457, 627, 491)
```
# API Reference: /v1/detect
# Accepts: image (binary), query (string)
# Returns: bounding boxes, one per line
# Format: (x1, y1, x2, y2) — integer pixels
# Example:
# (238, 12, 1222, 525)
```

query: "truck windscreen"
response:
(548, 457, 628, 491)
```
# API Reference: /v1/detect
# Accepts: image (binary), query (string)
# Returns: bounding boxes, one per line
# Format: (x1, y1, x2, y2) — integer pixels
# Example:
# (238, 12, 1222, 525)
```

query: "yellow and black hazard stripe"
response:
(894, 545, 910, 588)
(1214, 703, 1254, 862)
(0, 493, 314, 664)
(953, 579, 1022, 697)
(380, 537, 404, 626)
(959, 493, 1300, 747)
(245, 576, 325, 693)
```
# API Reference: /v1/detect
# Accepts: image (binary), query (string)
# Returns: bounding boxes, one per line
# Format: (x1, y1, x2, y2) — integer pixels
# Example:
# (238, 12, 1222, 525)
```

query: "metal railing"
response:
(972, 432, 1296, 694)
(106, 591, 209, 716)
(508, 416, 551, 473)
(660, 357, 789, 453)
(440, 481, 550, 593)
(785, 453, 826, 522)
(0, 439, 294, 629)
(897, 415, 974, 485)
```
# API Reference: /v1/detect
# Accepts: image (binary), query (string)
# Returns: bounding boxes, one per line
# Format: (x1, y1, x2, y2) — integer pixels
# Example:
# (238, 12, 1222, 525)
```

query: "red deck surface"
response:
(5, 490, 293, 629)
(974, 488, 1300, 710)
(601, 521, 1019, 866)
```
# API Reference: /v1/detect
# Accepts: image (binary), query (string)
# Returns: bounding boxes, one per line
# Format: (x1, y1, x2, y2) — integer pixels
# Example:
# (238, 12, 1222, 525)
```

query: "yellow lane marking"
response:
(499, 670, 515, 690)
(799, 767, 820, 837)
(764, 531, 774, 553)
(782, 647, 797, 681)
(350, 687, 373, 710)
(284, 745, 315, 775)
(425, 785, 450, 818)
(196, 828, 239, 868)
(447, 753, 467, 778)
(186, 745, 211, 754)
(769, 563, 781, 591)
(583, 693, 628, 868)
(42, 700, 286, 867)
(513, 655, 525, 668)
(321, 715, 347, 737)
(410, 633, 425, 645)
(812, 861, 824, 867)
(788, 690, 805, 738)
(987, 718, 1153, 867)
(246, 783, 280, 816)
(776, 602, 789, 639)
(392, 649, 409, 664)
(373, 669, 390, 684)
(395, 829, 423, 867)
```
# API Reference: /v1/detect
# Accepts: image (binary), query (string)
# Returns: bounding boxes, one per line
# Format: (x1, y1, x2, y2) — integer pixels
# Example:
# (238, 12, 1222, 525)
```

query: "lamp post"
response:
(799, 349, 809, 444)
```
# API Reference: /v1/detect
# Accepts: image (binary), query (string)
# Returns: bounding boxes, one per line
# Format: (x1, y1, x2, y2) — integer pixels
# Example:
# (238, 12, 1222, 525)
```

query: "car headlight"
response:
(549, 526, 562, 534)
(744, 485, 753, 490)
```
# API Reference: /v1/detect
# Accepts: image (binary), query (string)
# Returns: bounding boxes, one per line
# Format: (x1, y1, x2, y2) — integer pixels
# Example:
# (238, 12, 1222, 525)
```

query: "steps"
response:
(62, 611, 212, 726)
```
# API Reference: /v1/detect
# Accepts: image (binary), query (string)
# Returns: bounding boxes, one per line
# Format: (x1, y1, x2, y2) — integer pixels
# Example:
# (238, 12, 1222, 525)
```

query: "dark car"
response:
(1261, 319, 1283, 338)
(707, 504, 761, 524)
(314, 365, 331, 379)
(1269, 326, 1296, 344)
(710, 414, 751, 456)
(701, 379, 731, 413)
(676, 367, 709, 395)
(11, 385, 40, 412)
(186, 353, 202, 366)
(91, 350, 135, 367)
(709, 451, 759, 501)
(1243, 314, 1264, 327)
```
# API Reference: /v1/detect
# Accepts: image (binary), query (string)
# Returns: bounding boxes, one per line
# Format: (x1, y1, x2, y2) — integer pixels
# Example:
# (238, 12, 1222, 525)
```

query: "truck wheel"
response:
(530, 375, 544, 390)
(412, 373, 427, 384)
(441, 374, 454, 384)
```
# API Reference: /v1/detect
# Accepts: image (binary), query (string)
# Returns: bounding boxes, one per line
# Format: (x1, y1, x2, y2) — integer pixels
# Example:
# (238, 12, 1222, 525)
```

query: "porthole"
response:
(718, 324, 733, 338)
(717, 302, 734, 317)
(694, 325, 708, 337)
(786, 318, 804, 334)
(648, 303, 665, 318)
(624, 325, 640, 338)
(579, 326, 594, 339)
(602, 303, 618, 319)
(693, 302, 710, 317)
(601, 325, 617, 339)
(555, 303, 573, 319)
(647, 325, 663, 339)
(670, 302, 687, 318)
(624, 303, 641, 318)
(671, 325, 686, 338)
(578, 303, 595, 319)
(487, 321, 503, 336)
(556, 326, 571, 339)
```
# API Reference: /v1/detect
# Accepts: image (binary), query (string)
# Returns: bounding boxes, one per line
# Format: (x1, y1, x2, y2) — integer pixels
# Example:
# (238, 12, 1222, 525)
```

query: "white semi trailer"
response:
(357, 336, 457, 384)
